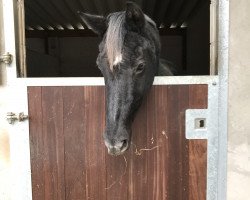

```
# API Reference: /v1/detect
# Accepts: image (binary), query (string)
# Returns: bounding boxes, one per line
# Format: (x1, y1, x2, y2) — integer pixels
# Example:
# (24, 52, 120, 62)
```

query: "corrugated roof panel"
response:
(152, 0, 171, 27)
(163, 0, 186, 27)
(24, 0, 207, 31)
(26, 0, 68, 30)
(175, 0, 200, 27)
(185, 0, 210, 25)
(25, 1, 57, 30)
(142, 0, 157, 17)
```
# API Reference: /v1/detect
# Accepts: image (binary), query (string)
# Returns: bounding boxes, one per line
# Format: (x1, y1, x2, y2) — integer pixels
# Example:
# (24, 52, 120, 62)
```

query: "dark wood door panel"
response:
(28, 85, 207, 200)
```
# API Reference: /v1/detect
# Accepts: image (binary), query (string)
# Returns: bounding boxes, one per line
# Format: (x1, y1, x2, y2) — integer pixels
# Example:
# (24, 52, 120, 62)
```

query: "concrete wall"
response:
(227, 0, 250, 199)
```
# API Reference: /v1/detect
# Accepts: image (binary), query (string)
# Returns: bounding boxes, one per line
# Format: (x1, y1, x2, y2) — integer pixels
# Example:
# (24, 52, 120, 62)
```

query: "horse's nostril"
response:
(105, 138, 130, 155)
(120, 139, 129, 152)
(121, 139, 128, 149)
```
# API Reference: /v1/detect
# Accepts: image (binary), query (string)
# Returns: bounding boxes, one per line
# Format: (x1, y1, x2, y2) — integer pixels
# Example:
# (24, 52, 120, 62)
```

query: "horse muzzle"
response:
(104, 139, 129, 156)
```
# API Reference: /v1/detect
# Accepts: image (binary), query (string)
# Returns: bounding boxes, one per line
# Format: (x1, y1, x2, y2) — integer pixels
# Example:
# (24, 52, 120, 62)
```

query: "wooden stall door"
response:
(28, 85, 207, 200)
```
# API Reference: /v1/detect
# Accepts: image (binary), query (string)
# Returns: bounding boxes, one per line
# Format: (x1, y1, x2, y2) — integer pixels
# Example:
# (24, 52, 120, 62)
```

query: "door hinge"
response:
(0, 52, 12, 65)
(6, 112, 29, 124)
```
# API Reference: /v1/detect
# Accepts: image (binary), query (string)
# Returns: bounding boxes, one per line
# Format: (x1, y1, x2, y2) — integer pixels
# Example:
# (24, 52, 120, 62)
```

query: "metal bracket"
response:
(0, 52, 12, 65)
(185, 79, 219, 200)
(6, 112, 29, 124)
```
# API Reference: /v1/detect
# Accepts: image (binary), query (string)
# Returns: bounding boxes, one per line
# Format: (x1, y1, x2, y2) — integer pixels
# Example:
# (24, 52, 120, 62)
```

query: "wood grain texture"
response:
(28, 85, 207, 200)
(62, 87, 86, 200)
(28, 87, 44, 200)
(188, 85, 207, 200)
(42, 87, 64, 200)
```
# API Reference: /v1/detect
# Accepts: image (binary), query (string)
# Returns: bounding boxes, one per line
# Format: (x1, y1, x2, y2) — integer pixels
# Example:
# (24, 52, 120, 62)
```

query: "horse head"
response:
(79, 2, 164, 155)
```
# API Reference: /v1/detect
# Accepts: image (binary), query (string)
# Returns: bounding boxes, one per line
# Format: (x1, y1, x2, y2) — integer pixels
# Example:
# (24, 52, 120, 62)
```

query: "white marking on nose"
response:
(113, 54, 123, 66)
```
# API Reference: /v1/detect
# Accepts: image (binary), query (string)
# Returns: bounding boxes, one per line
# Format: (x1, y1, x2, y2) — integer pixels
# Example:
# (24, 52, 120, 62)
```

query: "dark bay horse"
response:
(79, 2, 174, 155)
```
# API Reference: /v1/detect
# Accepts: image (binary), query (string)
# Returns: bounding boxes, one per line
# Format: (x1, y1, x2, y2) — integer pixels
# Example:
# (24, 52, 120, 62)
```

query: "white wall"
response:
(0, 0, 11, 199)
(227, 0, 250, 199)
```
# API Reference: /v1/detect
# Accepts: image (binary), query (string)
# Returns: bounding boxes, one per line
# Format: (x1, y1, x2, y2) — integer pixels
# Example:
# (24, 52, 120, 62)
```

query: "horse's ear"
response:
(78, 12, 107, 36)
(125, 2, 145, 32)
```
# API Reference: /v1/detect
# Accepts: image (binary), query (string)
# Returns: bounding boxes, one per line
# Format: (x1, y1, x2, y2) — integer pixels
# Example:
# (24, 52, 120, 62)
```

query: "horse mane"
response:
(106, 12, 126, 71)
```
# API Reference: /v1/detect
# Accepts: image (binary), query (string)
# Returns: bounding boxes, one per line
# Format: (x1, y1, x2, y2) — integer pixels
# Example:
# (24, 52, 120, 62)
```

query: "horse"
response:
(79, 2, 174, 155)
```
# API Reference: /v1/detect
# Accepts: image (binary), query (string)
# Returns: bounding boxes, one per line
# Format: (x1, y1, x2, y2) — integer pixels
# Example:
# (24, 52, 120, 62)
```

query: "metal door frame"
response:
(1, 0, 229, 199)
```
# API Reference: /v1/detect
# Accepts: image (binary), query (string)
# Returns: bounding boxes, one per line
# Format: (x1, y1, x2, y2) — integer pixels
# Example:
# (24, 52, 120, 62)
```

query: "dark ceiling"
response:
(24, 0, 209, 31)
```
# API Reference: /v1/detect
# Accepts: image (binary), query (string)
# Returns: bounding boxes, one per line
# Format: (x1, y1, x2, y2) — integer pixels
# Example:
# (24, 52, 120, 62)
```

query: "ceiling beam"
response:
(25, 28, 187, 38)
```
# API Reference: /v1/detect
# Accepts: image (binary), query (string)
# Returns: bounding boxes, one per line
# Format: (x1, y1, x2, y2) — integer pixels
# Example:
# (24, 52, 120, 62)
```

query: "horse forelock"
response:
(106, 12, 126, 71)
(105, 12, 157, 71)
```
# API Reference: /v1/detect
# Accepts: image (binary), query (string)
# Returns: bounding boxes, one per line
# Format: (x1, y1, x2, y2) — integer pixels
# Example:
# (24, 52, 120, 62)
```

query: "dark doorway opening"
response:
(24, 0, 210, 77)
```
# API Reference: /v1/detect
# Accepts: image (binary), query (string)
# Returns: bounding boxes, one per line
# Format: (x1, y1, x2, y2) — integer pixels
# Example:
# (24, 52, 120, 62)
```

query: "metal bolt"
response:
(0, 52, 12, 65)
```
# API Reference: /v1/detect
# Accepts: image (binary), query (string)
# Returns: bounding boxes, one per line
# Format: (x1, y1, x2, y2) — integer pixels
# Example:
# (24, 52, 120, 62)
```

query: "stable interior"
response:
(23, 0, 211, 77)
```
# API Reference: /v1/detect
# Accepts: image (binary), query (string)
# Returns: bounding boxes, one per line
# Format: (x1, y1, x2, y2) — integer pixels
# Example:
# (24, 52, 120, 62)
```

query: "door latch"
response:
(0, 52, 12, 65)
(6, 112, 29, 124)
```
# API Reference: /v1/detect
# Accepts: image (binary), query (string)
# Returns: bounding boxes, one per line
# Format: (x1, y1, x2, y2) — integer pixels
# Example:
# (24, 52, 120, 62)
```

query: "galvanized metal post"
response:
(217, 0, 229, 199)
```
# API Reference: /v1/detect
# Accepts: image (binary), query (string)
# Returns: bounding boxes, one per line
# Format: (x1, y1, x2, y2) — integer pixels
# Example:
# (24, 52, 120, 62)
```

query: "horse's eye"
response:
(136, 63, 145, 74)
